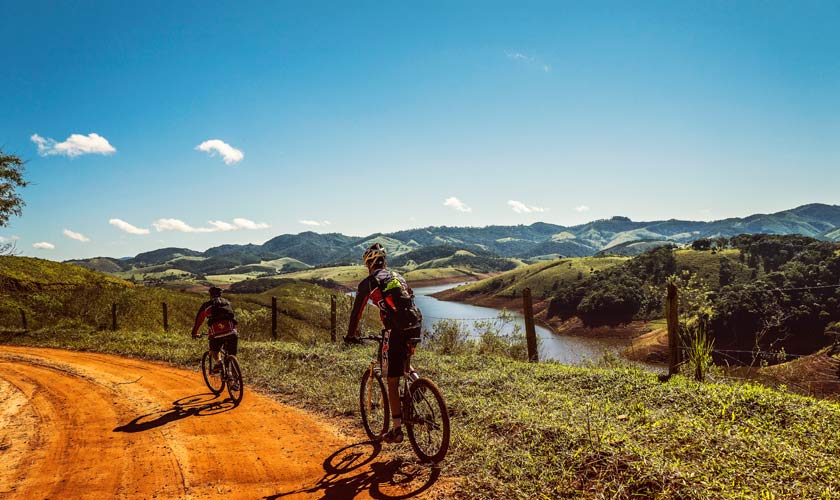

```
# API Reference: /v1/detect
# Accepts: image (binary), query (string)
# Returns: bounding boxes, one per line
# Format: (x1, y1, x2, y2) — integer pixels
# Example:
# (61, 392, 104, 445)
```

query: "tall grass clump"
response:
(423, 310, 533, 361)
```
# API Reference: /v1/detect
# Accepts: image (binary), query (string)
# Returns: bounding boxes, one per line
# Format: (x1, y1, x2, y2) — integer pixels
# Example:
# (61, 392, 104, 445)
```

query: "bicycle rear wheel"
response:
(359, 369, 389, 440)
(406, 377, 450, 463)
(201, 351, 224, 394)
(225, 356, 244, 405)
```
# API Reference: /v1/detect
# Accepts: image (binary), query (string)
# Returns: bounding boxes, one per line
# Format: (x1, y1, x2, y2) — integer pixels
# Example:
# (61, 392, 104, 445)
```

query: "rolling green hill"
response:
(66, 203, 840, 286)
(0, 256, 356, 343)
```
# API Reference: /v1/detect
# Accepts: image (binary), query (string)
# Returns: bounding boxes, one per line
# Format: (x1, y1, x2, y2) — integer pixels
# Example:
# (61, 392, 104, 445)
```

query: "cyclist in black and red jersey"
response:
(345, 243, 423, 444)
(191, 286, 239, 377)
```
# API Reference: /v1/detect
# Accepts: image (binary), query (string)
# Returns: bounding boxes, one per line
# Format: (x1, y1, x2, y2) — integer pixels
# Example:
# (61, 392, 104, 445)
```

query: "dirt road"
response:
(0, 346, 446, 499)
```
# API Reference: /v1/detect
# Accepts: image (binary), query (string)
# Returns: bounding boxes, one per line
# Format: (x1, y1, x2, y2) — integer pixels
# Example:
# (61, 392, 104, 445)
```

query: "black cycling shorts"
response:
(209, 334, 238, 356)
(385, 328, 421, 378)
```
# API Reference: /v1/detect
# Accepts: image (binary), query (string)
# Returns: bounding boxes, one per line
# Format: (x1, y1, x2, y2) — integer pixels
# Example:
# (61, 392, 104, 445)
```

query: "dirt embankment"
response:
(0, 346, 449, 499)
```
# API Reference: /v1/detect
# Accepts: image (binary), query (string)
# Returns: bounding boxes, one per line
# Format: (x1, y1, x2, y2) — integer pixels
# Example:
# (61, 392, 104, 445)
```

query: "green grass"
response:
(281, 265, 371, 284)
(403, 267, 480, 282)
(674, 249, 753, 286)
(0, 256, 377, 343)
(456, 256, 628, 300)
(4, 328, 840, 499)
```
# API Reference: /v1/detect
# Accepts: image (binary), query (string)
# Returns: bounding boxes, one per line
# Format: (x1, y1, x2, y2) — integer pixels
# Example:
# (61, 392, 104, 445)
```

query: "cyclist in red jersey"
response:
(345, 243, 423, 444)
(191, 286, 239, 375)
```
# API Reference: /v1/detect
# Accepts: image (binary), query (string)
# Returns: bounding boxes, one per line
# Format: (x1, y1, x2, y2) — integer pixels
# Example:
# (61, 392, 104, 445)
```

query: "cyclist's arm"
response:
(191, 303, 211, 337)
(346, 278, 373, 339)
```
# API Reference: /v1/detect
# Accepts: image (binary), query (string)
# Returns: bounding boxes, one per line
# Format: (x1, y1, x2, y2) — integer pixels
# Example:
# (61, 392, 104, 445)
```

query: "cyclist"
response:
(191, 286, 239, 382)
(345, 243, 423, 444)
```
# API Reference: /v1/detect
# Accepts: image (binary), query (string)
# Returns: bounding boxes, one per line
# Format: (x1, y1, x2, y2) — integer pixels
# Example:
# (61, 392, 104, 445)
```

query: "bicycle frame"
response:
(361, 329, 420, 423)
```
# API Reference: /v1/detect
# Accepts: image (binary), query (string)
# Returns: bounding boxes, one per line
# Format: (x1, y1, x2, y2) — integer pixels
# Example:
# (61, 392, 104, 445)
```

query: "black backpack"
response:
(371, 268, 423, 333)
(208, 297, 236, 324)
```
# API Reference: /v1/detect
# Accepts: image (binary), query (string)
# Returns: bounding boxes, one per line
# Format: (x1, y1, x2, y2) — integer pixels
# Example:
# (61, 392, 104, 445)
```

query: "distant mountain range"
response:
(67, 203, 840, 276)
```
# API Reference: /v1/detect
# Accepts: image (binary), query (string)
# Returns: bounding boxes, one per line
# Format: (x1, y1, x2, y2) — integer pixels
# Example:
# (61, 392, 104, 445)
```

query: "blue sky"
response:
(2, 1, 838, 260)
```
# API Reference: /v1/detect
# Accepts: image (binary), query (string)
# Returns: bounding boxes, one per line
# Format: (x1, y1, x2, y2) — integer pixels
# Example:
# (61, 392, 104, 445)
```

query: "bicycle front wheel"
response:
(202, 351, 224, 394)
(225, 356, 244, 405)
(359, 369, 389, 440)
(406, 377, 450, 463)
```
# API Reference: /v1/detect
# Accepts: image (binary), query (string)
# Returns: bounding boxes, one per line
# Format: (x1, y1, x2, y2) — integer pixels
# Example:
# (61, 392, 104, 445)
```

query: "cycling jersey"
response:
(347, 268, 419, 337)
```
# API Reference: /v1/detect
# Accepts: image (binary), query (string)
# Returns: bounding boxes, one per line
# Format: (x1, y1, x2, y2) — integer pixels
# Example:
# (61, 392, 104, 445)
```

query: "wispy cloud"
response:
(443, 197, 472, 213)
(508, 200, 546, 214)
(109, 218, 151, 235)
(232, 218, 269, 230)
(63, 228, 90, 242)
(195, 139, 244, 165)
(574, 205, 591, 213)
(153, 218, 270, 233)
(33, 242, 55, 250)
(299, 220, 332, 227)
(505, 50, 551, 72)
(31, 133, 116, 157)
(0, 235, 20, 243)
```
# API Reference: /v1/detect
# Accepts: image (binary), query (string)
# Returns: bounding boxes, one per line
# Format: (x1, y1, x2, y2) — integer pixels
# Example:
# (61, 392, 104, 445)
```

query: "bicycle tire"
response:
(406, 377, 450, 463)
(225, 356, 244, 405)
(201, 351, 225, 394)
(359, 369, 390, 440)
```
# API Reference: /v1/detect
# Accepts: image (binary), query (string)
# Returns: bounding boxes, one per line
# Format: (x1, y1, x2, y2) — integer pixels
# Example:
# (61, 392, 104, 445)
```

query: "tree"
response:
(1, 150, 27, 256)
(691, 238, 712, 251)
(1, 150, 28, 227)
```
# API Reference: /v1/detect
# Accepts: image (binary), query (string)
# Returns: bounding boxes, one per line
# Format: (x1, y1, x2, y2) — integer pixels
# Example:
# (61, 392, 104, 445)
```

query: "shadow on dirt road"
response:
(113, 392, 236, 433)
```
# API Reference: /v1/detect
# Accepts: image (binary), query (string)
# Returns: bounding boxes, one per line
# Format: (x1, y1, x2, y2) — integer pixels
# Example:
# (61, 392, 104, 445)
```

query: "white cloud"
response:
(507, 200, 546, 214)
(31, 133, 116, 157)
(33, 242, 55, 250)
(109, 218, 151, 235)
(195, 139, 244, 165)
(505, 51, 551, 72)
(574, 205, 591, 213)
(0, 235, 20, 243)
(299, 220, 331, 227)
(154, 217, 270, 233)
(153, 218, 213, 233)
(63, 229, 90, 242)
(232, 218, 270, 230)
(443, 197, 472, 213)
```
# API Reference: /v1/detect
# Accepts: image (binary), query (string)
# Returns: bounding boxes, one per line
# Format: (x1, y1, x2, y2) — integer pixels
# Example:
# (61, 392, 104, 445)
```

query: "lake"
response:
(413, 283, 633, 365)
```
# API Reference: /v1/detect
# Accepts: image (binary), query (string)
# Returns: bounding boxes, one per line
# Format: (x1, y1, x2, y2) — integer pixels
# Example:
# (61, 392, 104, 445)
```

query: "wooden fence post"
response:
(271, 296, 278, 339)
(162, 302, 169, 332)
(667, 283, 679, 376)
(522, 287, 539, 362)
(19, 308, 27, 331)
(330, 295, 337, 342)
(111, 303, 118, 331)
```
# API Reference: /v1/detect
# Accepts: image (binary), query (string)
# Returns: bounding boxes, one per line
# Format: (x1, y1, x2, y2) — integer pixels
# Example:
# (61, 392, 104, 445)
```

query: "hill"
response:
(65, 203, 840, 284)
(0, 256, 367, 343)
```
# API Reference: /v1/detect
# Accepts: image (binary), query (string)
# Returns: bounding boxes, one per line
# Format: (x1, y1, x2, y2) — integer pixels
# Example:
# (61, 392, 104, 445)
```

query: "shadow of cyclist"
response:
(264, 440, 442, 500)
(113, 392, 235, 433)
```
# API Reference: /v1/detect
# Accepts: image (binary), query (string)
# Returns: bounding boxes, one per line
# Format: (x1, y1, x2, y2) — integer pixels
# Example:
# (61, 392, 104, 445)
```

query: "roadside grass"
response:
(4, 328, 840, 499)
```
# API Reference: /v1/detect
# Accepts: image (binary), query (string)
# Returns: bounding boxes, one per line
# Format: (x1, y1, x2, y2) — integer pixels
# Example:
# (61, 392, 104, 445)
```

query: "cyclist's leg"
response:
(385, 329, 408, 441)
(224, 335, 239, 357)
(208, 336, 224, 370)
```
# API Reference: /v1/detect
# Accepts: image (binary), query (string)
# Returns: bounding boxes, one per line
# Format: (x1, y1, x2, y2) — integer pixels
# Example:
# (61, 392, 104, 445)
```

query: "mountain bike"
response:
(197, 333, 244, 405)
(357, 330, 450, 463)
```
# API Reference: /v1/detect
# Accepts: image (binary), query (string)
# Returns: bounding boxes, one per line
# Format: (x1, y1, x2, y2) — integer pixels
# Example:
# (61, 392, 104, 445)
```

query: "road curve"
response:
(0, 346, 446, 500)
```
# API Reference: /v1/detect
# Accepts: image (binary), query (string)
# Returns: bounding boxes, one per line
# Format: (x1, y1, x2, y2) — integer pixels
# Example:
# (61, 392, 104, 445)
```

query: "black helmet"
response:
(363, 243, 386, 269)
(208, 286, 223, 297)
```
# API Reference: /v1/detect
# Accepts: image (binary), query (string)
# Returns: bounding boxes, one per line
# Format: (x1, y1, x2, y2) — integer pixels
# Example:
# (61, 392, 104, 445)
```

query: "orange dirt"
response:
(0, 346, 451, 499)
